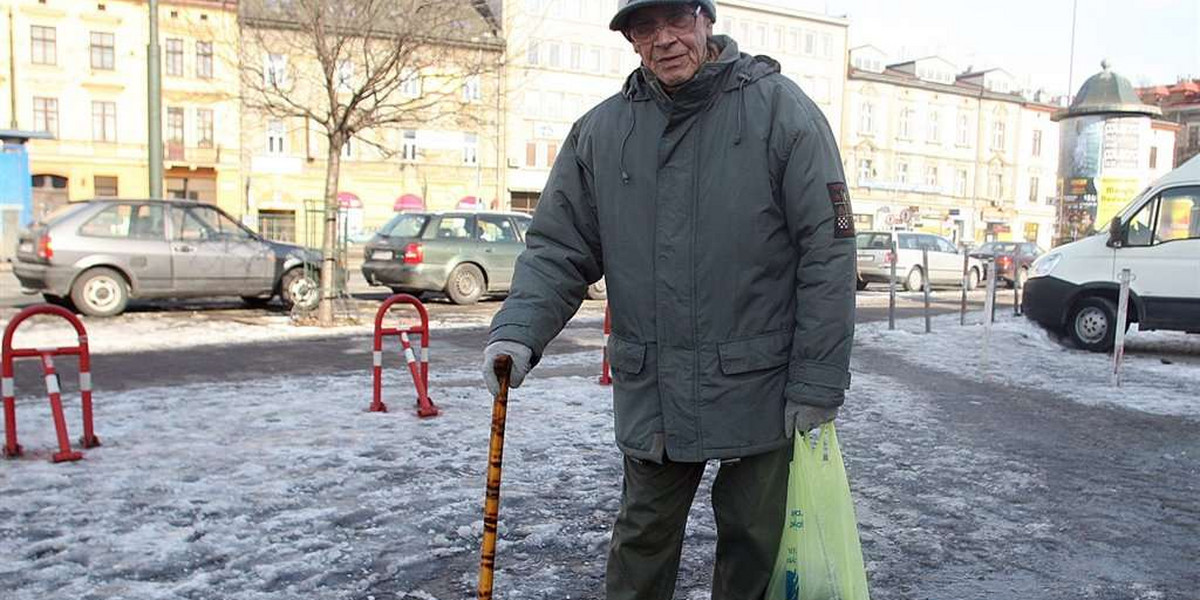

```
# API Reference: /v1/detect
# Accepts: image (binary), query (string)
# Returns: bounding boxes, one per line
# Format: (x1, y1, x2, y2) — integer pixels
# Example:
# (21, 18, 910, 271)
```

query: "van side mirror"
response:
(1107, 217, 1123, 247)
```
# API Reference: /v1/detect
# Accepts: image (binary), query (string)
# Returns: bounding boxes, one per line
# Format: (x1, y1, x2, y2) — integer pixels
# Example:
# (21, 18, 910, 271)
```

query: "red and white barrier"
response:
(2, 304, 100, 463)
(599, 304, 612, 386)
(369, 294, 438, 417)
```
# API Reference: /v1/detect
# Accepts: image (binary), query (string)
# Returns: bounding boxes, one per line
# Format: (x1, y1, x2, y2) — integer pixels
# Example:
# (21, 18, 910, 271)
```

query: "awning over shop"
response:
(457, 195, 485, 209)
(337, 192, 362, 209)
(394, 194, 424, 211)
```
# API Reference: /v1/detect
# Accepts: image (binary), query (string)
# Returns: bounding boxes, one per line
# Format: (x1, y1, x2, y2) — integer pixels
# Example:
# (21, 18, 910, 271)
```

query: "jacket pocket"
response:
(608, 335, 646, 375)
(717, 330, 791, 375)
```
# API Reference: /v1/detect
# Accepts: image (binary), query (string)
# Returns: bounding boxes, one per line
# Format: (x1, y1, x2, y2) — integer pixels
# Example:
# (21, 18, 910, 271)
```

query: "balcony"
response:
(164, 143, 221, 166)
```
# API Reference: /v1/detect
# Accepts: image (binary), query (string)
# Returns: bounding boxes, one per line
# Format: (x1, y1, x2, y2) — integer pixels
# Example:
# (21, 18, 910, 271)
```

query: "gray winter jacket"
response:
(489, 36, 856, 462)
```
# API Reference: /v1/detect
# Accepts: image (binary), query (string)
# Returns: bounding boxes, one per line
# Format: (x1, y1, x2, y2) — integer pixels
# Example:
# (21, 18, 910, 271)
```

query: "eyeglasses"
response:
(625, 5, 701, 43)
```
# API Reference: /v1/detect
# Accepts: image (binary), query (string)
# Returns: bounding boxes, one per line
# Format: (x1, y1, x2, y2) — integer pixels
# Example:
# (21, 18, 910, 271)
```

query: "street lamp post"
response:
(148, 0, 163, 198)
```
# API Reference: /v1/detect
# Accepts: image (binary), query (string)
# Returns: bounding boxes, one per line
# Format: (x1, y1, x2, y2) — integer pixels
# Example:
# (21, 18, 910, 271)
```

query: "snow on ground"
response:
(2, 320, 1196, 599)
(857, 312, 1200, 418)
(0, 302, 607, 356)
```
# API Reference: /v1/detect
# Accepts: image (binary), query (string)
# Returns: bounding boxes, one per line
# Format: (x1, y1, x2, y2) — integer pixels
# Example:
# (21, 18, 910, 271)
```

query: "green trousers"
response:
(605, 444, 791, 600)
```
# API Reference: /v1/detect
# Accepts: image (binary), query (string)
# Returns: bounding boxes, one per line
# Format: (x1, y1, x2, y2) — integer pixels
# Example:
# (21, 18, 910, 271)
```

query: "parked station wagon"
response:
(13, 199, 322, 317)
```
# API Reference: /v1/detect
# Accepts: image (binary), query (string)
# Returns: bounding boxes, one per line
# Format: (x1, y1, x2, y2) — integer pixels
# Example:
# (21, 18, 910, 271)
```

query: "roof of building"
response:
(1054, 60, 1161, 121)
(848, 66, 1055, 109)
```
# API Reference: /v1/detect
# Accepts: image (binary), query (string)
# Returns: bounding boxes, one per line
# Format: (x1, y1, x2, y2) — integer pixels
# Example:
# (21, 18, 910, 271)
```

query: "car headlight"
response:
(1030, 253, 1061, 278)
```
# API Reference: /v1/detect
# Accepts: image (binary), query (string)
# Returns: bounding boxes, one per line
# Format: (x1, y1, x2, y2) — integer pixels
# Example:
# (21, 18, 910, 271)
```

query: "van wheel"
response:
(445, 264, 484, 305)
(903, 267, 924, 292)
(1068, 297, 1121, 353)
(71, 267, 128, 317)
(281, 268, 319, 310)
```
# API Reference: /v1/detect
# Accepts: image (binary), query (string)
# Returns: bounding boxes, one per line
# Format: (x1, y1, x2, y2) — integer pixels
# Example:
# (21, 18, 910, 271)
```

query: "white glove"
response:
(784, 403, 839, 438)
(482, 340, 533, 396)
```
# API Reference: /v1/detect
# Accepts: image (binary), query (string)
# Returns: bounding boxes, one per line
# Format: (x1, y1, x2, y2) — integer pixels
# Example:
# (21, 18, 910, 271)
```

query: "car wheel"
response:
(587, 279, 607, 300)
(856, 276, 869, 291)
(281, 268, 320, 310)
(1068, 296, 1120, 353)
(445, 263, 485, 305)
(903, 267, 924, 292)
(70, 267, 128, 317)
(966, 268, 980, 291)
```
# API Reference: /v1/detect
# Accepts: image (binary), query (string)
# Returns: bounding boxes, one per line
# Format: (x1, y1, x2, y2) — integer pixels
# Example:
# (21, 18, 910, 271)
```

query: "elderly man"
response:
(482, 0, 855, 597)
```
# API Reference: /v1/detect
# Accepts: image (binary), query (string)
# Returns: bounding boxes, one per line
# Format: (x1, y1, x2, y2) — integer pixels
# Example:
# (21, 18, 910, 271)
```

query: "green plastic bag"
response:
(767, 423, 871, 600)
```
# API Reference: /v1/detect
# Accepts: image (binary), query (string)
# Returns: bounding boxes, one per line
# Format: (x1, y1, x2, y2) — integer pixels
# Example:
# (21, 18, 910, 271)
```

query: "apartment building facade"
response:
(843, 48, 1060, 247)
(2, 0, 242, 220)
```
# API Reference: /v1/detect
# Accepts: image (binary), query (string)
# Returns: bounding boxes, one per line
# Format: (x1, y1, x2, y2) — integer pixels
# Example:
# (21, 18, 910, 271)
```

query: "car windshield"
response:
(856, 233, 892, 249)
(379, 214, 429, 238)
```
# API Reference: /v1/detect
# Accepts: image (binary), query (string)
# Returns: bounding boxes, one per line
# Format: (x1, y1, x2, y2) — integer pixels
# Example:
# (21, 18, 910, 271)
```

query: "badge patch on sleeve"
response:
(827, 182, 855, 238)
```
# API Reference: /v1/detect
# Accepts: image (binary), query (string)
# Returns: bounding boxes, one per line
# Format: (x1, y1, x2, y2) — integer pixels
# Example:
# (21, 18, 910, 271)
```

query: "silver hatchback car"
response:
(13, 199, 322, 316)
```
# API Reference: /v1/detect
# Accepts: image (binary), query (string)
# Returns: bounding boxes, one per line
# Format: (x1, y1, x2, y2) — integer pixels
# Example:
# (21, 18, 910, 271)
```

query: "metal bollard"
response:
(960, 250, 970, 326)
(1012, 250, 1022, 316)
(1113, 268, 1133, 387)
(888, 237, 897, 331)
(922, 247, 932, 334)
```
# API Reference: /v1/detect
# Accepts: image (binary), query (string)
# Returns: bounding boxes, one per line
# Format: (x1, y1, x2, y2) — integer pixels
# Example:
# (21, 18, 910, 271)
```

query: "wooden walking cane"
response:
(478, 354, 512, 599)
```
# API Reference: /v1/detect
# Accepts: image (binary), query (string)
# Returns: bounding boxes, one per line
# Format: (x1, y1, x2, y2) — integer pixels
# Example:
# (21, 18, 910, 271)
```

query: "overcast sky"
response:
(760, 0, 1200, 95)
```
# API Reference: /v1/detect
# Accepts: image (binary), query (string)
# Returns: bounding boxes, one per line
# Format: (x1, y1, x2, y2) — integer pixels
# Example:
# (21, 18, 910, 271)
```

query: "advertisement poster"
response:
(1097, 176, 1143, 227)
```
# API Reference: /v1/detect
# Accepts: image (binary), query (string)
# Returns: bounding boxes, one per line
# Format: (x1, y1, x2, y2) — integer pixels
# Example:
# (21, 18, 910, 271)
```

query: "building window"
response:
(90, 32, 115, 70)
(858, 158, 873, 183)
(547, 142, 558, 165)
(463, 133, 478, 165)
(896, 161, 909, 185)
(401, 129, 418, 161)
(400, 70, 421, 97)
(992, 120, 1006, 150)
(463, 75, 482, 102)
(822, 34, 833, 58)
(197, 108, 214, 149)
(1032, 129, 1043, 157)
(33, 97, 58, 137)
(165, 38, 184, 76)
(1029, 176, 1040, 204)
(526, 141, 537, 167)
(527, 40, 540, 65)
(166, 107, 185, 158)
(94, 176, 119, 198)
(547, 42, 560, 68)
(258, 209, 296, 243)
(267, 119, 286, 155)
(803, 30, 815, 55)
(957, 113, 970, 146)
(989, 172, 1003, 199)
(859, 102, 873, 134)
(955, 168, 968, 196)
(265, 53, 288, 87)
(1189, 125, 1200, 149)
(92, 101, 117, 142)
(31, 25, 56, 65)
(197, 41, 213, 79)
(925, 165, 938, 187)
(927, 110, 940, 142)
(570, 43, 581, 70)
(1149, 146, 1158, 169)
(898, 108, 913, 139)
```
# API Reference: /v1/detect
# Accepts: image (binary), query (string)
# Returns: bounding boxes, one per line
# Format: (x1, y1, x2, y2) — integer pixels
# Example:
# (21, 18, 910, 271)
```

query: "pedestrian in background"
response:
(483, 1, 856, 597)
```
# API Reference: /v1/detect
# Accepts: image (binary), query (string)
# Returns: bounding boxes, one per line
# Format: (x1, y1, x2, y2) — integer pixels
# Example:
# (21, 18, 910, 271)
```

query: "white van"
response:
(1023, 155, 1200, 352)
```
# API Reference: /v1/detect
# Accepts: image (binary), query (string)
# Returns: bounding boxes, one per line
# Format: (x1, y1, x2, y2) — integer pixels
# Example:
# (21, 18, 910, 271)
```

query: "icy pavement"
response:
(1, 314, 1197, 599)
(858, 312, 1200, 418)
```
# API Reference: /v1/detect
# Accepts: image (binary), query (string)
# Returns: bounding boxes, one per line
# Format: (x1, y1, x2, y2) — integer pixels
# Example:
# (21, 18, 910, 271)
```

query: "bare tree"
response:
(239, 0, 503, 325)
